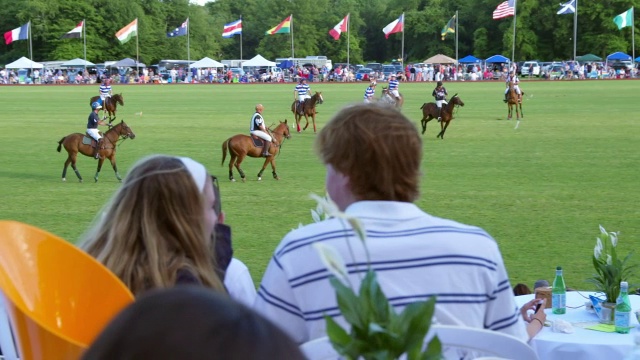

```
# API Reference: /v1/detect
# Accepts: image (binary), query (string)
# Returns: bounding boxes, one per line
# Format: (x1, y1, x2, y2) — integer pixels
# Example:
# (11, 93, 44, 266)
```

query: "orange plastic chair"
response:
(0, 221, 134, 360)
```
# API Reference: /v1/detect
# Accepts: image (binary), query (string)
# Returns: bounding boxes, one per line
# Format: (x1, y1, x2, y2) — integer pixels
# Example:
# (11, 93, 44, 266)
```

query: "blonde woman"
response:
(79, 155, 226, 296)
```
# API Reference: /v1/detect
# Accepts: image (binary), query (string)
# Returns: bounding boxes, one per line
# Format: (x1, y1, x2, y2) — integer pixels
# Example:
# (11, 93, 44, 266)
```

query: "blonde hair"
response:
(79, 155, 225, 296)
(315, 103, 422, 202)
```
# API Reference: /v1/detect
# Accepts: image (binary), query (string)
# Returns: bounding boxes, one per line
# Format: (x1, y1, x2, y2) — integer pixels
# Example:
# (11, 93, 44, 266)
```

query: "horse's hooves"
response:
(257, 177, 262, 181)
(62, 178, 66, 182)
(79, 179, 83, 183)
(274, 177, 280, 180)
(230, 178, 236, 182)
(241, 178, 246, 183)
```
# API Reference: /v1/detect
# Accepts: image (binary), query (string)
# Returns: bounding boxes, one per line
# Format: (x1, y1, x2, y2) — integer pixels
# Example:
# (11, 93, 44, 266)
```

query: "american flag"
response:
(493, 0, 515, 20)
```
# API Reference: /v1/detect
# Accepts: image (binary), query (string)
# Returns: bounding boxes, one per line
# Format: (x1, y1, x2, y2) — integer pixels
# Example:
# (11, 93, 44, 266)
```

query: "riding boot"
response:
(503, 93, 508, 103)
(262, 141, 272, 157)
(437, 107, 442, 121)
(93, 139, 101, 159)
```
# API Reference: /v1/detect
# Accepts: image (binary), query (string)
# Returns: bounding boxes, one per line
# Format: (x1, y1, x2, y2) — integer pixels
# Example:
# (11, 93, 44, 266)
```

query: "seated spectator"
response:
(79, 155, 226, 296)
(82, 286, 305, 360)
(513, 283, 532, 296)
(254, 103, 529, 345)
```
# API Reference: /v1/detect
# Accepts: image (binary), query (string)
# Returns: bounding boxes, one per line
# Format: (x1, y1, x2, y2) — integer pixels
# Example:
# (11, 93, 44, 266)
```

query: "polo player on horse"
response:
(503, 71, 522, 103)
(294, 78, 311, 115)
(98, 78, 113, 120)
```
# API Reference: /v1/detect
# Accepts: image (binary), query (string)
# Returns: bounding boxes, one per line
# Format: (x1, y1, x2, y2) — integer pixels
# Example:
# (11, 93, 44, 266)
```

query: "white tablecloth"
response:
(515, 291, 639, 360)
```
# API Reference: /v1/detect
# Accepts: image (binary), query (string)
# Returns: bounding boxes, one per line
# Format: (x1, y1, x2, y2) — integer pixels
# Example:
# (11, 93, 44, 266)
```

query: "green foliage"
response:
(325, 271, 441, 360)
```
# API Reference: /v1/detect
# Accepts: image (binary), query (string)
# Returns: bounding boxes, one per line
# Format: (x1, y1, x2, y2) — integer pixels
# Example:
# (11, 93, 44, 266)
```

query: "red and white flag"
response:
(329, 14, 349, 40)
(382, 14, 404, 39)
(493, 0, 516, 20)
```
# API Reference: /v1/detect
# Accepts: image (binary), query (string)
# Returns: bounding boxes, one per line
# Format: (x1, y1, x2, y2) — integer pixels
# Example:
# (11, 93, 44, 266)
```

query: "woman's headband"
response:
(178, 157, 207, 193)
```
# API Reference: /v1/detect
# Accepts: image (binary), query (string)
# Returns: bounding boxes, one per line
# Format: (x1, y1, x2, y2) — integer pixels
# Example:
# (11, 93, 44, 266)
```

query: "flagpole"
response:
(240, 15, 243, 61)
(632, 7, 635, 63)
(83, 19, 87, 72)
(347, 13, 350, 69)
(291, 14, 295, 60)
(455, 11, 459, 66)
(511, 0, 517, 64)
(136, 18, 139, 78)
(187, 18, 190, 66)
(572, 0, 577, 61)
(401, 13, 405, 69)
(29, 21, 33, 60)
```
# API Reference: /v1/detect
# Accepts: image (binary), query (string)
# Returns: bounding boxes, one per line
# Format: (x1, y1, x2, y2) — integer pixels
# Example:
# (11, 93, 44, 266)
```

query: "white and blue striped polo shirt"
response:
(99, 84, 111, 96)
(254, 201, 527, 346)
(295, 83, 310, 96)
(363, 86, 375, 100)
(388, 79, 399, 90)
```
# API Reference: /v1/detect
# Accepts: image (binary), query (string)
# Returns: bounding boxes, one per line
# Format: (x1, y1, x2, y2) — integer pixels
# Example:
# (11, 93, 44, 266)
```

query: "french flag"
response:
(382, 14, 404, 39)
(222, 19, 242, 38)
(329, 14, 349, 40)
(4, 22, 29, 45)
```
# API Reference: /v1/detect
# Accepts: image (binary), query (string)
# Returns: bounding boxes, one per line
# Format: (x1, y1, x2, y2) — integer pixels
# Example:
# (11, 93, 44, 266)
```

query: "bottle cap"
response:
(621, 281, 628, 288)
(556, 266, 562, 270)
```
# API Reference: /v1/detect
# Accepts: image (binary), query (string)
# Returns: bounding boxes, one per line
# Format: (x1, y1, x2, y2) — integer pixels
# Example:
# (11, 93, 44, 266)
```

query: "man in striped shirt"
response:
(294, 78, 311, 115)
(388, 74, 401, 103)
(363, 81, 376, 103)
(98, 78, 112, 120)
(254, 103, 528, 352)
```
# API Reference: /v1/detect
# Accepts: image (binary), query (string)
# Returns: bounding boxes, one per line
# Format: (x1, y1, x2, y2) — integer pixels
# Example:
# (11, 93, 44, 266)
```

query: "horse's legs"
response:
(437, 118, 446, 138)
(94, 158, 105, 183)
(438, 120, 452, 139)
(256, 157, 272, 181)
(234, 155, 247, 182)
(68, 153, 83, 182)
(295, 114, 301, 133)
(303, 114, 310, 131)
(228, 154, 237, 182)
(311, 114, 317, 133)
(519, 102, 524, 118)
(108, 155, 122, 182)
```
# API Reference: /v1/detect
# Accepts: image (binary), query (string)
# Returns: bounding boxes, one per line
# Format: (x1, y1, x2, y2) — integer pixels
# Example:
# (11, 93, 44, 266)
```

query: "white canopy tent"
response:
(242, 54, 276, 67)
(5, 57, 43, 69)
(61, 58, 95, 67)
(190, 57, 224, 68)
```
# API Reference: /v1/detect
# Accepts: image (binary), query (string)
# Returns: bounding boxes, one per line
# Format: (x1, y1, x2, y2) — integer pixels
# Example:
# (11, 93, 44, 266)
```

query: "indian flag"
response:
(116, 19, 138, 44)
(265, 15, 291, 35)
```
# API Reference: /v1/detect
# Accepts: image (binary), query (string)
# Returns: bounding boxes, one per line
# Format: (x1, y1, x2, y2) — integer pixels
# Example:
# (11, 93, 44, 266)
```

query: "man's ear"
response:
(217, 211, 226, 224)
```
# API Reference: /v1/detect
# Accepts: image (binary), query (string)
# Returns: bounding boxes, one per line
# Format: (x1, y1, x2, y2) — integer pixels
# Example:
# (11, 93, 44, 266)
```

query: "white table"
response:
(516, 291, 640, 360)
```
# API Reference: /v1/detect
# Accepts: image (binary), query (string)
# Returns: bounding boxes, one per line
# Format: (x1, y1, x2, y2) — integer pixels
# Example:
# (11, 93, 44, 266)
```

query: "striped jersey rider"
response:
(432, 81, 448, 121)
(504, 71, 521, 102)
(294, 78, 311, 114)
(388, 74, 400, 101)
(363, 81, 376, 103)
(98, 78, 112, 118)
(87, 102, 108, 159)
(249, 104, 272, 157)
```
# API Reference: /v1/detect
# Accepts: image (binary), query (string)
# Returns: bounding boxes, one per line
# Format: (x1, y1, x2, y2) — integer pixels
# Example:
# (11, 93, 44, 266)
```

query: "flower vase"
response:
(599, 302, 616, 325)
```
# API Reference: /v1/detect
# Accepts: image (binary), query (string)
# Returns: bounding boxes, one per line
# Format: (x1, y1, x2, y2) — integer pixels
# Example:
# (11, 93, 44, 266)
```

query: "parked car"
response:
(521, 61, 541, 77)
(382, 65, 396, 79)
(366, 62, 383, 73)
(230, 67, 245, 76)
(355, 68, 375, 81)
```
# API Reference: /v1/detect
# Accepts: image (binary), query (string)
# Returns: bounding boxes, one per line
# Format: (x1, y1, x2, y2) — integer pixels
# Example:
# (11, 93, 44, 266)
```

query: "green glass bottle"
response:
(615, 281, 632, 334)
(552, 266, 566, 314)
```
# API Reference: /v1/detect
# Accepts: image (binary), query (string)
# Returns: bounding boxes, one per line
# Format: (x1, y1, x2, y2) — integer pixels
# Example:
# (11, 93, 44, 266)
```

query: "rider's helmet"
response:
(300, 78, 306, 83)
(437, 81, 443, 87)
(370, 81, 376, 86)
(92, 102, 102, 110)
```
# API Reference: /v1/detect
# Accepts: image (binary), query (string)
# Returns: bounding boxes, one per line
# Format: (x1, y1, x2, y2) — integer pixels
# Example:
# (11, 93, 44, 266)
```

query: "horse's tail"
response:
(57, 137, 65, 152)
(420, 103, 425, 110)
(221, 138, 230, 166)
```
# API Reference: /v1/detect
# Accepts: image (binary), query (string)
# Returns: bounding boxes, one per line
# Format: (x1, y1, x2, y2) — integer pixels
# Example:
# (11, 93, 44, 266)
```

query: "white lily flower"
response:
(311, 208, 322, 223)
(594, 244, 602, 258)
(610, 232, 618, 247)
(607, 254, 612, 265)
(310, 193, 342, 218)
(599, 224, 607, 235)
(313, 242, 350, 285)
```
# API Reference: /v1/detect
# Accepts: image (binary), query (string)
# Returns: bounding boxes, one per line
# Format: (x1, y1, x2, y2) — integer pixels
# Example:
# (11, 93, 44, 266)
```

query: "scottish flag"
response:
(557, 0, 576, 15)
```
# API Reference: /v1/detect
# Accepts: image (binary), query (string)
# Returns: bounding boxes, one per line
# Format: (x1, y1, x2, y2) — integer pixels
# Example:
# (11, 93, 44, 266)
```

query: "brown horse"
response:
(221, 120, 291, 182)
(56, 120, 136, 183)
(89, 93, 124, 123)
(381, 87, 404, 108)
(507, 83, 523, 120)
(290, 92, 323, 133)
(419, 94, 465, 139)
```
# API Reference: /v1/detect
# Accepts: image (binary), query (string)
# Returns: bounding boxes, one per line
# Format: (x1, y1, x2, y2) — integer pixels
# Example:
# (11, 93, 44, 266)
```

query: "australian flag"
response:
(167, 18, 188, 37)
(557, 0, 576, 15)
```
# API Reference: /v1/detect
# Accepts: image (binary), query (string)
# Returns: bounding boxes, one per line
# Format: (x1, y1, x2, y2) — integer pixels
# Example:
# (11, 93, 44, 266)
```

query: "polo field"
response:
(0, 79, 638, 289)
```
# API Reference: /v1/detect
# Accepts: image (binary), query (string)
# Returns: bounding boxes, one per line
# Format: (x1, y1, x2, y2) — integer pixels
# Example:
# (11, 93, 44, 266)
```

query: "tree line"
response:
(0, 0, 637, 66)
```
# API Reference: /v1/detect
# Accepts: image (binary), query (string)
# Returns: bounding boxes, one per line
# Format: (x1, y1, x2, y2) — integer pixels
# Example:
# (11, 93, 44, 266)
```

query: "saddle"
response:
(82, 135, 101, 149)
(250, 135, 264, 147)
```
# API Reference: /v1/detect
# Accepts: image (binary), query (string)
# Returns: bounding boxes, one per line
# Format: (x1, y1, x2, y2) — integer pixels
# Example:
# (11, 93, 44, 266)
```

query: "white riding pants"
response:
(390, 89, 400, 98)
(436, 100, 448, 108)
(298, 94, 311, 102)
(87, 128, 102, 141)
(505, 86, 521, 95)
(250, 130, 272, 142)
(364, 98, 373, 103)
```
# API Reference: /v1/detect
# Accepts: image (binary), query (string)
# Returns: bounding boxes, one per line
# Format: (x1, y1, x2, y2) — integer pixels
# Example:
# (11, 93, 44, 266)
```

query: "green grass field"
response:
(0, 79, 638, 291)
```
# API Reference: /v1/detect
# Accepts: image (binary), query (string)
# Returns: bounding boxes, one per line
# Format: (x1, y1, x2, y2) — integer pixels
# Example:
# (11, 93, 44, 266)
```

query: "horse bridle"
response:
(103, 124, 133, 149)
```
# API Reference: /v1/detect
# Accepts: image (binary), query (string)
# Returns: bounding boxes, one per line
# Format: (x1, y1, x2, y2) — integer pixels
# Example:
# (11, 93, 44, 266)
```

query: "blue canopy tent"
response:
(277, 60, 294, 69)
(606, 52, 631, 61)
(635, 56, 640, 62)
(458, 55, 482, 63)
(485, 54, 510, 63)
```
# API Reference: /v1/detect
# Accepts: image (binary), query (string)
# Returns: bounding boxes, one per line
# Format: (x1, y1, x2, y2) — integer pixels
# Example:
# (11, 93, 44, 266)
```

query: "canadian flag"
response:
(329, 14, 349, 40)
